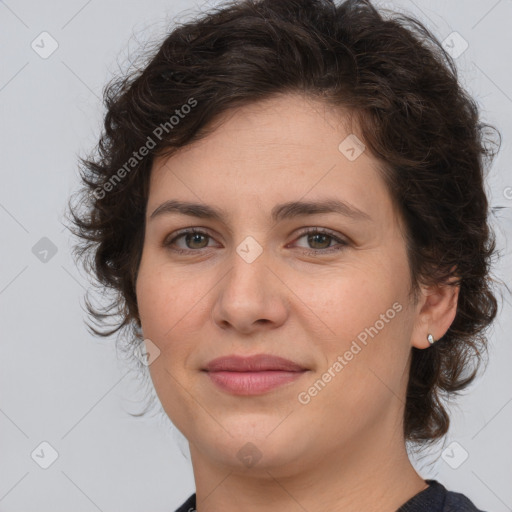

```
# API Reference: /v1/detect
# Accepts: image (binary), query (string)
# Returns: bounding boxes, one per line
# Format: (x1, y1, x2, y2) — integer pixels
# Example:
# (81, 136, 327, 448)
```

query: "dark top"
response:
(173, 479, 487, 511)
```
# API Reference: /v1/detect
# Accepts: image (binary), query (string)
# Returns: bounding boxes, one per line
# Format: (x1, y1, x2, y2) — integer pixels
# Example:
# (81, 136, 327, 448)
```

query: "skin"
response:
(135, 93, 460, 512)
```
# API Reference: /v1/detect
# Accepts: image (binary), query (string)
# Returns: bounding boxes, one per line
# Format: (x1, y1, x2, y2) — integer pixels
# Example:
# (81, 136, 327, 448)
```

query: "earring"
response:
(427, 333, 435, 345)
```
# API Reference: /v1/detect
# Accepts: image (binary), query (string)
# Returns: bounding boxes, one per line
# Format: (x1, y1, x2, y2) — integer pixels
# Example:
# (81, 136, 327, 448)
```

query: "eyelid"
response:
(288, 227, 349, 253)
(163, 227, 220, 249)
(291, 226, 347, 243)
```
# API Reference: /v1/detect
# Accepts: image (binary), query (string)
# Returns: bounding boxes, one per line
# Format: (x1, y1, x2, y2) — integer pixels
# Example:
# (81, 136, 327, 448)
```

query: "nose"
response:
(211, 250, 289, 335)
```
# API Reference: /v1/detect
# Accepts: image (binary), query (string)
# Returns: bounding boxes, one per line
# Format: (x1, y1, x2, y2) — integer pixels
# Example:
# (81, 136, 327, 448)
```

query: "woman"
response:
(68, 0, 501, 510)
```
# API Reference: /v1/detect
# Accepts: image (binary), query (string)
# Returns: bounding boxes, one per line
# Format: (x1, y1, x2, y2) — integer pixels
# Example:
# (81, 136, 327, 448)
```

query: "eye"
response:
(163, 229, 217, 253)
(290, 228, 348, 254)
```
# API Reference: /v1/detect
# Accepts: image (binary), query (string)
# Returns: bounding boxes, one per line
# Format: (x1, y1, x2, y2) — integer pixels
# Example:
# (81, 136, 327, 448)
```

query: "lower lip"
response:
(204, 370, 307, 395)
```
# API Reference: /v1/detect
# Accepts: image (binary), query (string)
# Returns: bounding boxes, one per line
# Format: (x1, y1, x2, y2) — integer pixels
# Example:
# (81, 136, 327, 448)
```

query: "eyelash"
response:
(163, 227, 348, 256)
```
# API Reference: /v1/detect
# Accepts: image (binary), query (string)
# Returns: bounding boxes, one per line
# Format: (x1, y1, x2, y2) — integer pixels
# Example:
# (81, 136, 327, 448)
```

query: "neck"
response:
(188, 419, 427, 512)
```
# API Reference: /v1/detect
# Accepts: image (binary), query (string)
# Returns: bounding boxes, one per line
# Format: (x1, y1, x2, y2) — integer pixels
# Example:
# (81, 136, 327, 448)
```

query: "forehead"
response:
(148, 93, 395, 226)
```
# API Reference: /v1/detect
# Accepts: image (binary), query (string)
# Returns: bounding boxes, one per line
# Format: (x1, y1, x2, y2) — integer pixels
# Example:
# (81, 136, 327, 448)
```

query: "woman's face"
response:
(135, 93, 428, 475)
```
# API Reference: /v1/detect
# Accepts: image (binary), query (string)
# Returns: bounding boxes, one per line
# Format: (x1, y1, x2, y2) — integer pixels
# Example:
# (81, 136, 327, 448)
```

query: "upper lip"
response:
(204, 354, 307, 372)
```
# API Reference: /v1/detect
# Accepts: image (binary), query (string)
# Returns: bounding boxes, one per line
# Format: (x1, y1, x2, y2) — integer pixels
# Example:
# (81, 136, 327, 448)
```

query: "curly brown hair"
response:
(67, 0, 502, 447)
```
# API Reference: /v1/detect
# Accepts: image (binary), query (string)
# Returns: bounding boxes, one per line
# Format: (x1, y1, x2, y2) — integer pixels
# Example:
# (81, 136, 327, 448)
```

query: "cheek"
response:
(135, 262, 215, 394)
(135, 266, 203, 428)
(293, 265, 396, 340)
(136, 261, 204, 336)
(295, 277, 410, 442)
(295, 264, 411, 388)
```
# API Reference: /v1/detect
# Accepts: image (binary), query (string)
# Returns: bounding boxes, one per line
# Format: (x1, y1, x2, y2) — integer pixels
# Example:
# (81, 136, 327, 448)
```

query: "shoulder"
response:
(173, 493, 196, 512)
(174, 484, 489, 512)
(443, 486, 488, 512)
(398, 479, 488, 512)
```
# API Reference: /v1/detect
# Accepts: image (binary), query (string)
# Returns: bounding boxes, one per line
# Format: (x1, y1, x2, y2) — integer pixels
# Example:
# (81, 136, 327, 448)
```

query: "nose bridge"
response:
(212, 235, 287, 332)
(224, 238, 270, 300)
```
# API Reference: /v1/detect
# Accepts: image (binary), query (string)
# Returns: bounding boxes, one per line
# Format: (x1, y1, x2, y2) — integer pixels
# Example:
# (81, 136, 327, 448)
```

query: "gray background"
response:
(1, 0, 511, 511)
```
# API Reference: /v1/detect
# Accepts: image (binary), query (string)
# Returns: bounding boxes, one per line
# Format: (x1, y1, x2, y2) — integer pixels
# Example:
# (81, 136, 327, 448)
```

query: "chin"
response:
(189, 415, 313, 474)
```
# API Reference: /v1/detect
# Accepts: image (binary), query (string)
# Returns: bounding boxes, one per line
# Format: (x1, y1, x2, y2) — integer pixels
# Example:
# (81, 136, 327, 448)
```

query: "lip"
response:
(203, 354, 308, 395)
(204, 354, 307, 372)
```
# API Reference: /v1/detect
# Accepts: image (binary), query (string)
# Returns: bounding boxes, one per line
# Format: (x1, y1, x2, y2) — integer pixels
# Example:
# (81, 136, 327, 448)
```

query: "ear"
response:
(410, 275, 460, 349)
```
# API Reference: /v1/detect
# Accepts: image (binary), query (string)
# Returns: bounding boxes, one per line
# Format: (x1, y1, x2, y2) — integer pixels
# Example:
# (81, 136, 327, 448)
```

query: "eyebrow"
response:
(150, 198, 372, 224)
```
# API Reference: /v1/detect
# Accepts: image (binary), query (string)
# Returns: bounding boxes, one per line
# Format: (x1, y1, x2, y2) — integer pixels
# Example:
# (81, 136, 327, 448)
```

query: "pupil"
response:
(309, 234, 330, 249)
(187, 233, 207, 248)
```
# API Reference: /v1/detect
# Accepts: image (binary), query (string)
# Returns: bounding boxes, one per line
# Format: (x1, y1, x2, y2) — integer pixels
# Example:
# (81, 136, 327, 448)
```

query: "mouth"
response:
(202, 354, 308, 395)
(203, 353, 307, 372)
